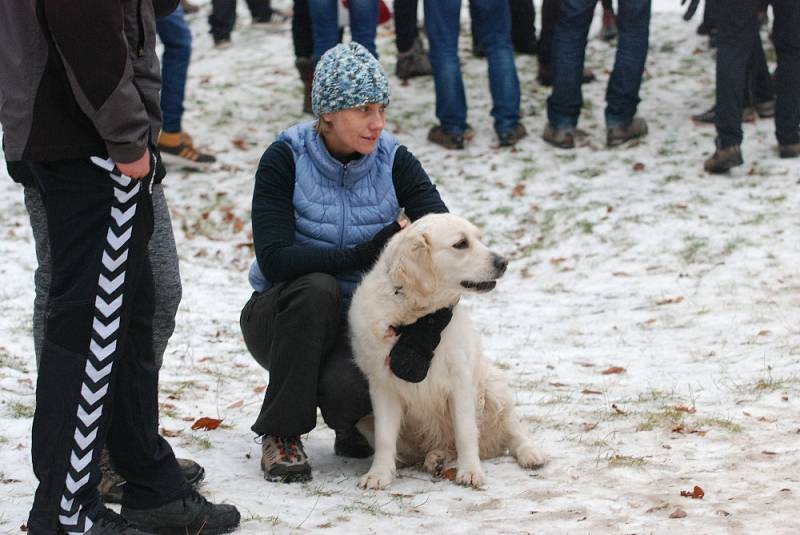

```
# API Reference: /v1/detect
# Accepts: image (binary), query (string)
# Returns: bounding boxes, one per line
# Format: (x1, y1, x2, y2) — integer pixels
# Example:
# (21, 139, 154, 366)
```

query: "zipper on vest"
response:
(338, 163, 348, 247)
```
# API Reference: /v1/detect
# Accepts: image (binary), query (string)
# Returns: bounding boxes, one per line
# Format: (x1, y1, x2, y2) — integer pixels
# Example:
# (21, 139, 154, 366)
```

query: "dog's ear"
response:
(388, 230, 437, 296)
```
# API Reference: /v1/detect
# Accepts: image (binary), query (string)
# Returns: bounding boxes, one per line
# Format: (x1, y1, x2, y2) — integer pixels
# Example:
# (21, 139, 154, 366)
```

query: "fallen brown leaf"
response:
(761, 450, 777, 456)
(191, 417, 223, 431)
(680, 485, 704, 499)
(633, 162, 646, 172)
(612, 271, 631, 277)
(674, 404, 696, 414)
(226, 399, 244, 409)
(232, 138, 248, 150)
(233, 218, 245, 233)
(549, 257, 567, 265)
(441, 467, 457, 481)
(181, 416, 194, 422)
(160, 428, 183, 438)
(254, 385, 267, 394)
(669, 507, 687, 519)
(656, 296, 684, 305)
(582, 422, 598, 432)
(511, 183, 526, 197)
(581, 389, 603, 395)
(549, 382, 568, 387)
(602, 366, 626, 375)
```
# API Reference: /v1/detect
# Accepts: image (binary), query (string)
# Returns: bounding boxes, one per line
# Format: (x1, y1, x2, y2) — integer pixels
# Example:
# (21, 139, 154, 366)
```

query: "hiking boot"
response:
(704, 144, 743, 173)
(600, 9, 618, 41)
(157, 131, 216, 167)
(498, 123, 527, 147)
(542, 123, 579, 149)
(779, 143, 800, 159)
(64, 507, 156, 535)
(261, 435, 312, 483)
(334, 428, 373, 458)
(213, 37, 232, 49)
(180, 0, 199, 14)
(607, 117, 648, 147)
(296, 56, 314, 115)
(692, 105, 758, 124)
(99, 450, 205, 505)
(428, 125, 465, 150)
(537, 63, 595, 87)
(396, 38, 432, 80)
(754, 99, 775, 118)
(121, 490, 240, 535)
(252, 10, 290, 27)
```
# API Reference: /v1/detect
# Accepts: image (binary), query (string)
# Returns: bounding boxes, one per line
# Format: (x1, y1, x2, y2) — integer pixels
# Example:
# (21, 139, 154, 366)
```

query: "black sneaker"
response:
(121, 490, 240, 535)
(59, 507, 155, 534)
(607, 117, 648, 147)
(99, 450, 205, 504)
(428, 126, 465, 150)
(497, 123, 527, 147)
(704, 144, 743, 173)
(334, 428, 373, 459)
(261, 435, 312, 483)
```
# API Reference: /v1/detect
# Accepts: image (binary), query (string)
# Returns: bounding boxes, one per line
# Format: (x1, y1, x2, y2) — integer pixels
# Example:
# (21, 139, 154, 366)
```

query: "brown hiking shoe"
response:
(779, 143, 800, 159)
(396, 38, 432, 80)
(691, 105, 758, 124)
(704, 144, 743, 173)
(261, 435, 312, 483)
(498, 123, 527, 147)
(607, 117, 648, 147)
(542, 123, 580, 149)
(428, 126, 465, 150)
(99, 449, 206, 504)
(157, 131, 216, 166)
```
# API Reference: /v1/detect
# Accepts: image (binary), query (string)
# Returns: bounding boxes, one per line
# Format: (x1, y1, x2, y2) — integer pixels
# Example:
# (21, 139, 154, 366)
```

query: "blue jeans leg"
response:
(424, 0, 467, 134)
(308, 0, 340, 62)
(473, 0, 521, 135)
(605, 0, 651, 128)
(157, 5, 192, 134)
(348, 0, 379, 58)
(546, 0, 594, 131)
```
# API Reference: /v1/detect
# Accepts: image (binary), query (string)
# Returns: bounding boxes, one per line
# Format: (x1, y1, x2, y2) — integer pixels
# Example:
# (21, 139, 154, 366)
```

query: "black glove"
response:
(354, 221, 402, 270)
(389, 307, 453, 383)
(681, 0, 700, 20)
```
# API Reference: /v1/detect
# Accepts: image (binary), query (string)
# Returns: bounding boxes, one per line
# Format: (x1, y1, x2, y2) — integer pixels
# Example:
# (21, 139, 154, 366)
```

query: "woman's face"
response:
(321, 103, 386, 158)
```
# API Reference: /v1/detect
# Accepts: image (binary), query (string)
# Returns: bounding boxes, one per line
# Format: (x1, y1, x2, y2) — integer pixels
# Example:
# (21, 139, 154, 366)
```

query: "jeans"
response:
(156, 5, 191, 134)
(292, 0, 313, 59)
(209, 0, 273, 41)
(308, 0, 378, 62)
(716, 0, 800, 147)
(394, 0, 419, 53)
(547, 0, 651, 130)
(425, 0, 521, 135)
(240, 274, 372, 437)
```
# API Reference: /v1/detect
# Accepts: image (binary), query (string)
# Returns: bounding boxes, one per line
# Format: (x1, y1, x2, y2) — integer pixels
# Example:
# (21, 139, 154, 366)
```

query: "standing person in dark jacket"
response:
(240, 42, 450, 483)
(0, 1, 240, 534)
(704, 0, 800, 173)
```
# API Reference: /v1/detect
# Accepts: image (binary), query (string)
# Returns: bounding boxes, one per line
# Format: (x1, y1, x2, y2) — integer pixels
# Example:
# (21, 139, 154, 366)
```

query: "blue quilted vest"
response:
(249, 120, 401, 296)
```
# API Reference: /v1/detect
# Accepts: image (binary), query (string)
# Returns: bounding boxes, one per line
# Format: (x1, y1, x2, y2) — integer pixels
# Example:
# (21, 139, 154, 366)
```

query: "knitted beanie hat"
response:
(311, 43, 390, 117)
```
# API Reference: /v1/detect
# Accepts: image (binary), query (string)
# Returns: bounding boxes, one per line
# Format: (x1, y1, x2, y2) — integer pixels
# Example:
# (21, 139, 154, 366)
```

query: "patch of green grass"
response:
(343, 500, 391, 517)
(635, 407, 684, 432)
(575, 167, 604, 179)
(696, 417, 741, 433)
(491, 206, 513, 216)
(664, 174, 683, 183)
(9, 401, 35, 419)
(0, 347, 28, 373)
(193, 436, 213, 450)
(577, 220, 594, 234)
(606, 454, 648, 468)
(309, 485, 337, 497)
(681, 235, 708, 264)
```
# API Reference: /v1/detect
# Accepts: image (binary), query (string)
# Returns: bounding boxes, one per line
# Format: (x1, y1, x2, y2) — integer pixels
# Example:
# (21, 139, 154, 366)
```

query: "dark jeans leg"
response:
(245, 0, 272, 20)
(749, 32, 774, 105)
(26, 159, 188, 533)
(308, 0, 340, 62)
(209, 0, 236, 41)
(394, 0, 419, 53)
(538, 0, 559, 68)
(241, 273, 344, 437)
(292, 0, 314, 58)
(604, 0, 651, 127)
(546, 0, 594, 130)
(348, 0, 380, 58)
(425, 0, 468, 135)
(715, 0, 759, 148)
(772, 0, 800, 145)
(156, 5, 191, 134)
(508, 0, 536, 53)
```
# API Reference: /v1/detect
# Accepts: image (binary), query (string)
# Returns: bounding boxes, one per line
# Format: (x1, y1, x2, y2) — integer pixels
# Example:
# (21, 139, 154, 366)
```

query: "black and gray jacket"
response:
(0, 0, 178, 165)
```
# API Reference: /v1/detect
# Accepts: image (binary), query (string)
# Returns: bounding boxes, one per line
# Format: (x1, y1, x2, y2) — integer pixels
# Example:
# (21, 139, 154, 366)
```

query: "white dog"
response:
(349, 213, 546, 490)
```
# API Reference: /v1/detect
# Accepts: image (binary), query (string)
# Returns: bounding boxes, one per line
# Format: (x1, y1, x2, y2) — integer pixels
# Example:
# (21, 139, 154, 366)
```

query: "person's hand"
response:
(355, 220, 405, 269)
(389, 307, 453, 383)
(115, 148, 151, 180)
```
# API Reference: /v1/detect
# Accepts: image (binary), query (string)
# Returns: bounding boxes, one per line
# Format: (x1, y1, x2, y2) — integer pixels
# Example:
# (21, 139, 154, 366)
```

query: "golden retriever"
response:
(349, 213, 546, 490)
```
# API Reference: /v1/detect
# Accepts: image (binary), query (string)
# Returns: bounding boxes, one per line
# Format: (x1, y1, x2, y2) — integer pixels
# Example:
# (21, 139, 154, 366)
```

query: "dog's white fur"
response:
(349, 213, 546, 489)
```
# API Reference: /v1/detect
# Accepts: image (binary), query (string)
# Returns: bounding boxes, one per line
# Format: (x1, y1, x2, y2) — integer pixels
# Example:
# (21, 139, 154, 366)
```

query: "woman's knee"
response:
(283, 273, 342, 315)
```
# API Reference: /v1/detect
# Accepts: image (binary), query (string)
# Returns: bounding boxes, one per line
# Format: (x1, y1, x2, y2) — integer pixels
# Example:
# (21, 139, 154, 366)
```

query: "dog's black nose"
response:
(492, 254, 508, 276)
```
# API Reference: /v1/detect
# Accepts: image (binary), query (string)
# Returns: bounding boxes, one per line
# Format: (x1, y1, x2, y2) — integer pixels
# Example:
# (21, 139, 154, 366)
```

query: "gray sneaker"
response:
(261, 435, 312, 483)
(396, 38, 432, 80)
(607, 117, 648, 147)
(121, 490, 240, 535)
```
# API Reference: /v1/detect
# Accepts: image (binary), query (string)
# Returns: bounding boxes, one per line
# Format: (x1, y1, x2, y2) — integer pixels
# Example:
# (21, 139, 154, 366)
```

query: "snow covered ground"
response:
(2, 1, 799, 533)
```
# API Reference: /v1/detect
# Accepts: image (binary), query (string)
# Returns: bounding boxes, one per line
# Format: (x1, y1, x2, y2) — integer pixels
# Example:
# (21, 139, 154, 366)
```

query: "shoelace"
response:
(276, 436, 303, 461)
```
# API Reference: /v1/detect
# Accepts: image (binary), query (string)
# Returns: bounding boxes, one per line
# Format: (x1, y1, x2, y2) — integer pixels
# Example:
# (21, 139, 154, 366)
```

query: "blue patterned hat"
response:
(312, 43, 390, 117)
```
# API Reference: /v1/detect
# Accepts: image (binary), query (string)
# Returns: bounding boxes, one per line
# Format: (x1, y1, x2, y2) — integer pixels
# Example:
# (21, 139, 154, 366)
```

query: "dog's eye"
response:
(453, 238, 469, 250)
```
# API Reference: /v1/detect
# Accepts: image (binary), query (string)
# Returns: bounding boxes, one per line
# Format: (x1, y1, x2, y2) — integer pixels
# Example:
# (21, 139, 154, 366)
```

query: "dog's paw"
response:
(423, 449, 450, 475)
(515, 443, 547, 469)
(358, 471, 393, 490)
(455, 467, 484, 488)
